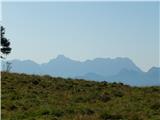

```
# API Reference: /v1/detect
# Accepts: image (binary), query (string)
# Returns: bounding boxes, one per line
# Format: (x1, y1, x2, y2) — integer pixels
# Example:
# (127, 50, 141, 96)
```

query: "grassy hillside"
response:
(1, 72, 160, 120)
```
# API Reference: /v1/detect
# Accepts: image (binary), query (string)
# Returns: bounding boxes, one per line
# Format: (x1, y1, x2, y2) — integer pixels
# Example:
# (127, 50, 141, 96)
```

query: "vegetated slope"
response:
(1, 72, 160, 120)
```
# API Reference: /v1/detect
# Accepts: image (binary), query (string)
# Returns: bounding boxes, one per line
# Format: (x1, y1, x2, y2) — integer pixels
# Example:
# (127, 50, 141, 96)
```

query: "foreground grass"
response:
(1, 72, 160, 120)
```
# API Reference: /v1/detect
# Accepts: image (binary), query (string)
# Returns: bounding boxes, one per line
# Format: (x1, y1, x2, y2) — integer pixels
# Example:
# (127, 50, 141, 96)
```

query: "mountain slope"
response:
(2, 59, 42, 74)
(5, 55, 160, 86)
(106, 67, 160, 86)
(2, 72, 160, 120)
(9, 55, 142, 77)
(78, 67, 160, 86)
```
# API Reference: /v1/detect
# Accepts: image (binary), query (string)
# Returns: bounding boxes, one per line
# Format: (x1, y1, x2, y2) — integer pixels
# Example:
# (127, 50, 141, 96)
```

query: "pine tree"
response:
(1, 26, 12, 59)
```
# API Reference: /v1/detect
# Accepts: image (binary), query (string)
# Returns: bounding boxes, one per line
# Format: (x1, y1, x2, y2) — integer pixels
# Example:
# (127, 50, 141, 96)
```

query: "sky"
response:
(1, 1, 159, 71)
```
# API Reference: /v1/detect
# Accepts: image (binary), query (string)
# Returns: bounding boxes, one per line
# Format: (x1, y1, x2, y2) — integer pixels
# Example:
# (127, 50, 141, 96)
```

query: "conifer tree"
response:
(1, 26, 12, 59)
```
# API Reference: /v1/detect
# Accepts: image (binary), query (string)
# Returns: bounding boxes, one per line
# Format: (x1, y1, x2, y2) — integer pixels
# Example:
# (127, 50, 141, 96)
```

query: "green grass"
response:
(1, 72, 160, 120)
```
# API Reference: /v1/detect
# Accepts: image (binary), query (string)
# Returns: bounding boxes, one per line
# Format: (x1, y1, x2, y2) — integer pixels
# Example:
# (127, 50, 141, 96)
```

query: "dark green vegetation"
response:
(2, 72, 160, 120)
(1, 26, 12, 58)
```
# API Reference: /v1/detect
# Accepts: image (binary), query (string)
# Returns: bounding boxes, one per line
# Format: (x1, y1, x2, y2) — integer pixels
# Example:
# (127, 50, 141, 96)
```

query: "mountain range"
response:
(2, 55, 160, 86)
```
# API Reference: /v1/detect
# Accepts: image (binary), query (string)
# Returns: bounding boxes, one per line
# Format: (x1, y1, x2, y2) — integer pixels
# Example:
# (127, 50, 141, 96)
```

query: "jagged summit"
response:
(56, 54, 68, 59)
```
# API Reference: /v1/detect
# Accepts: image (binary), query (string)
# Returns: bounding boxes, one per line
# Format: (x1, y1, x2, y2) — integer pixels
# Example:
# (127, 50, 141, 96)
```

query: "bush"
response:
(66, 106, 76, 114)
(37, 107, 64, 117)
(31, 79, 39, 85)
(150, 102, 160, 110)
(80, 108, 95, 115)
(100, 112, 123, 120)
(99, 92, 111, 102)
(112, 90, 124, 97)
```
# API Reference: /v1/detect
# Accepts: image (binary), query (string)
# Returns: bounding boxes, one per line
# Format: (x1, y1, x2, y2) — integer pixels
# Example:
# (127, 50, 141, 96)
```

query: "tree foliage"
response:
(1, 26, 12, 58)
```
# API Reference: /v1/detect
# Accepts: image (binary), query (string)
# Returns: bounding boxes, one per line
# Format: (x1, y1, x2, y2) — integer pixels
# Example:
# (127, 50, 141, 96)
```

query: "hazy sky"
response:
(2, 1, 159, 71)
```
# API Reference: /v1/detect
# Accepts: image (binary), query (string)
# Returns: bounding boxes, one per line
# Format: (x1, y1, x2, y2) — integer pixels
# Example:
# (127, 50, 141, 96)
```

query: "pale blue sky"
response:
(2, 1, 159, 71)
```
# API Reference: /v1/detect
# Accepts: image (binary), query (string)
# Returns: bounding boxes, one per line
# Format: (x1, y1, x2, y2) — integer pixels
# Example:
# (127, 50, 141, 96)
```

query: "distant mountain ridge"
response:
(2, 55, 160, 86)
